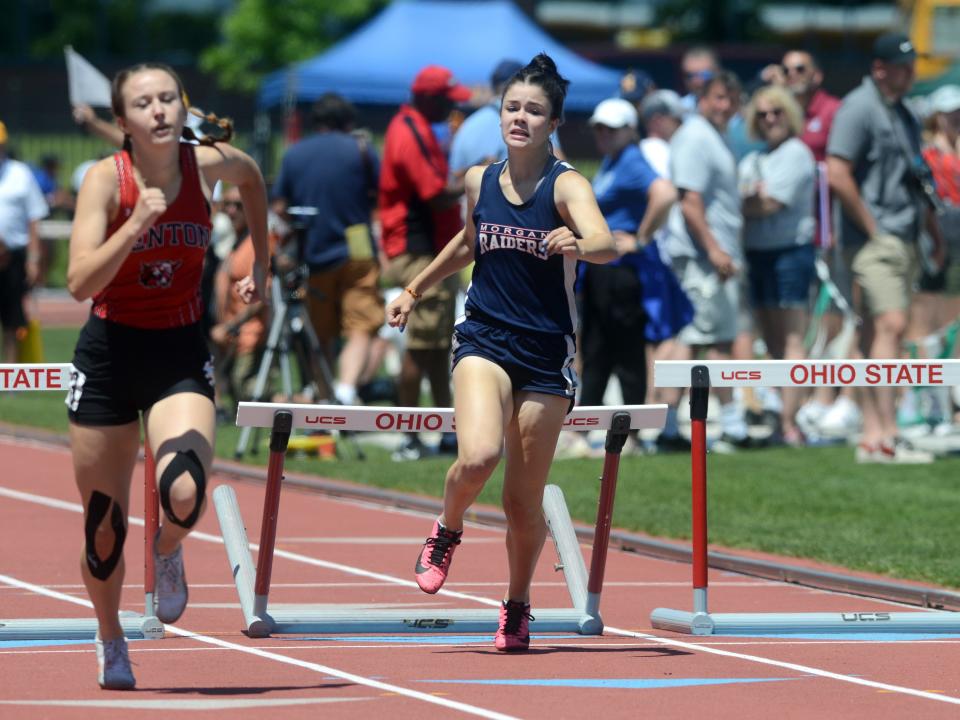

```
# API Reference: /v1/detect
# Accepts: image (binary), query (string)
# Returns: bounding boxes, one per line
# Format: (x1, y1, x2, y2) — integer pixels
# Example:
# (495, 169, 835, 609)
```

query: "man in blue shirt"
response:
(273, 93, 384, 407)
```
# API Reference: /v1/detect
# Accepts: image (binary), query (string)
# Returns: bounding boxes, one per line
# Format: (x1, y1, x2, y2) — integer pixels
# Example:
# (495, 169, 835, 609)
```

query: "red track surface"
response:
(2, 434, 960, 719)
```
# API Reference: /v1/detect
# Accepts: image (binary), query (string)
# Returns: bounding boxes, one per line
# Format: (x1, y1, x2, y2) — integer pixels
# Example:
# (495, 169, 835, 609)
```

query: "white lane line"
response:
(0, 698, 370, 710)
(3, 481, 960, 707)
(0, 573, 516, 720)
(601, 624, 960, 705)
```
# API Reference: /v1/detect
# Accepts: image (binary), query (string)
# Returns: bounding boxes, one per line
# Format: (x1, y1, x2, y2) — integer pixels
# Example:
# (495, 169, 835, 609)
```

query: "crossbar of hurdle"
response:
(214, 401, 666, 637)
(0, 363, 164, 640)
(650, 359, 960, 635)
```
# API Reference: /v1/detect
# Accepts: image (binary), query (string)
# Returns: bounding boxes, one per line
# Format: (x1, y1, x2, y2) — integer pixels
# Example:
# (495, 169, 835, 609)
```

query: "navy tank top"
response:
(465, 157, 578, 335)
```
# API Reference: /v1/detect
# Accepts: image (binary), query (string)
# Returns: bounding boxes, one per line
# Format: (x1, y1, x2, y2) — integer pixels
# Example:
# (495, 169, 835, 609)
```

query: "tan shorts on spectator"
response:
(670, 255, 740, 346)
(849, 233, 917, 316)
(308, 258, 384, 344)
(383, 253, 459, 350)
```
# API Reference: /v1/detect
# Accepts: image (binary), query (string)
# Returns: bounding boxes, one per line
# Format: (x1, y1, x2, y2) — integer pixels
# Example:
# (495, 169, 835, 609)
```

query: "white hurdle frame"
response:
(650, 360, 960, 635)
(215, 401, 666, 637)
(0, 363, 164, 640)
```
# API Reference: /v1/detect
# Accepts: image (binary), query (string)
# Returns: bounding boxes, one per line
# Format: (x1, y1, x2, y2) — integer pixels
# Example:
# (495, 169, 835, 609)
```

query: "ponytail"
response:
(505, 53, 570, 122)
(182, 106, 234, 146)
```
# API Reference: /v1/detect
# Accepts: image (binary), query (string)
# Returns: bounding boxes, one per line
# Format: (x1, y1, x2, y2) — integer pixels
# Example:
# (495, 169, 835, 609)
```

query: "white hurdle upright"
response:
(650, 359, 960, 635)
(0, 363, 164, 640)
(214, 401, 666, 637)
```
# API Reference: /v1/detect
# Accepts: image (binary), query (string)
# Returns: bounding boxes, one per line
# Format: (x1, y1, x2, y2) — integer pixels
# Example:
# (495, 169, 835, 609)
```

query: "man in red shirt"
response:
(781, 50, 841, 163)
(379, 65, 470, 460)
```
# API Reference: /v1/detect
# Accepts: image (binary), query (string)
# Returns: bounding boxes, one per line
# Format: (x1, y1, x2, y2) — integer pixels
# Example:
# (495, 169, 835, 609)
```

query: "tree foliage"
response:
(653, 0, 770, 43)
(200, 0, 388, 93)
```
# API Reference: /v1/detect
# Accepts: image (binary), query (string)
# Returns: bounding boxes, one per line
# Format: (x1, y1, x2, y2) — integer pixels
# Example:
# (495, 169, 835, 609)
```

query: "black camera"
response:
(272, 206, 318, 301)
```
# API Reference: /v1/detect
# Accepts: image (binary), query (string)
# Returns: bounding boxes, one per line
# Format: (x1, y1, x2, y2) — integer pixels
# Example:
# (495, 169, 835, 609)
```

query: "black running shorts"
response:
(67, 313, 215, 426)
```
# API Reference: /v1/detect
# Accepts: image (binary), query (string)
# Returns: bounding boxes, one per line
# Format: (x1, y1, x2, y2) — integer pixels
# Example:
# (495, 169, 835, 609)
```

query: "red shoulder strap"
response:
(113, 150, 138, 214)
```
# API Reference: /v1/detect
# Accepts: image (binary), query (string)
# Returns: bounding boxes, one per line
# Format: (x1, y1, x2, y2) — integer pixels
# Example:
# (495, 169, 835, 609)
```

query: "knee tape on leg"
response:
(158, 449, 207, 529)
(85, 491, 126, 581)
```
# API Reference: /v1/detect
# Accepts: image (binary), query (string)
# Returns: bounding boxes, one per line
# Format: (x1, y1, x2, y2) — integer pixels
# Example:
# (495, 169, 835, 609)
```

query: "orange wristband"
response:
(405, 286, 422, 300)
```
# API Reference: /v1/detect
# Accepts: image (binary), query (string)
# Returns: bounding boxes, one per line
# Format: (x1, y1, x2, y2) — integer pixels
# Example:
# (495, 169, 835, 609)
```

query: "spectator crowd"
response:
(5, 31, 960, 465)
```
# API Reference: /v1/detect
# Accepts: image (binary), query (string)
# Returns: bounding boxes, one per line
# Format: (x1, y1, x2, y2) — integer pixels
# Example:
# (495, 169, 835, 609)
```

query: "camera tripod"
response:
(233, 210, 365, 460)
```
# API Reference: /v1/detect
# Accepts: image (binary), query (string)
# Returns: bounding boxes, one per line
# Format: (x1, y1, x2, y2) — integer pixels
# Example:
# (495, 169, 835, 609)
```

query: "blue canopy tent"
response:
(258, 0, 622, 112)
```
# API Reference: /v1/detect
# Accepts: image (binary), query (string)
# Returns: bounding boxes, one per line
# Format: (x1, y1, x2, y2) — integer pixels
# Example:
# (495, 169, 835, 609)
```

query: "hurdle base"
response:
(242, 606, 595, 636)
(651, 608, 960, 635)
(0, 612, 164, 641)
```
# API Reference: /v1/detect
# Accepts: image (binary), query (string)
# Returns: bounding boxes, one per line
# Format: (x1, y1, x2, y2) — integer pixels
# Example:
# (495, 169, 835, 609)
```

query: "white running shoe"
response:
(95, 634, 135, 690)
(154, 540, 188, 623)
(817, 396, 862, 439)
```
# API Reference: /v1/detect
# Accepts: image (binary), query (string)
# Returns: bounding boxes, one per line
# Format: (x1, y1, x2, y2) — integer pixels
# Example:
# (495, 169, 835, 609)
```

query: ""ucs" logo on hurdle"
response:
(839, 612, 891, 622)
(403, 618, 454, 628)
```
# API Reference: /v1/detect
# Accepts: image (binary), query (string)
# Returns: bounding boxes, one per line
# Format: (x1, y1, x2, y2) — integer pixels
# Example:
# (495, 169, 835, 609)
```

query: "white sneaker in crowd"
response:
(817, 396, 863, 438)
(855, 439, 934, 464)
(795, 401, 829, 439)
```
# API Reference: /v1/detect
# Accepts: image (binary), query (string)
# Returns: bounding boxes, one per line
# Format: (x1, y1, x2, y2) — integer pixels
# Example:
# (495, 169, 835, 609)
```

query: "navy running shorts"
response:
(67, 313, 215, 426)
(452, 313, 577, 411)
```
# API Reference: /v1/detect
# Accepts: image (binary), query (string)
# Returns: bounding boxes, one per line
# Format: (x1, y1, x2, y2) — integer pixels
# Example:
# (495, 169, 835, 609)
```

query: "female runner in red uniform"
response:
(65, 63, 268, 689)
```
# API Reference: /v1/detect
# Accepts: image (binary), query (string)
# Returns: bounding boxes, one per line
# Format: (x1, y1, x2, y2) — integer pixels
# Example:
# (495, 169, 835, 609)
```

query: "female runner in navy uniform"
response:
(66, 63, 268, 688)
(386, 54, 617, 651)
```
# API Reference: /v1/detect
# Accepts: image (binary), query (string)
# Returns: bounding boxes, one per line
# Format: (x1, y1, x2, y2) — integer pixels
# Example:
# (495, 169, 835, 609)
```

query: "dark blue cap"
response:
(491, 59, 524, 88)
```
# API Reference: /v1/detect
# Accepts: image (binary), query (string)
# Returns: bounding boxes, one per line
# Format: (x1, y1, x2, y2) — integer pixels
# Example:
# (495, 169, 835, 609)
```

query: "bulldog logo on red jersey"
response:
(139, 259, 183, 289)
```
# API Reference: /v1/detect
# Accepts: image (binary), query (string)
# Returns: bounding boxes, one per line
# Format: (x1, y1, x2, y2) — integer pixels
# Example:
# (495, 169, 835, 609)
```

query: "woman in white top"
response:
(738, 84, 816, 446)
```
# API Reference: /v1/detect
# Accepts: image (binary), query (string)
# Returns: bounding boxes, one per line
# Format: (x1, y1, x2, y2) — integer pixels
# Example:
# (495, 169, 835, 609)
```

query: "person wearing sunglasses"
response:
(780, 51, 841, 164)
(679, 46, 719, 114)
(739, 86, 817, 446)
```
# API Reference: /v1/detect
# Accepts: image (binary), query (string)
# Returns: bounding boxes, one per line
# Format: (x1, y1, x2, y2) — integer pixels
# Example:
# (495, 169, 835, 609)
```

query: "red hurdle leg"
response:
(586, 412, 631, 598)
(689, 366, 710, 614)
(144, 443, 159, 615)
(254, 411, 293, 605)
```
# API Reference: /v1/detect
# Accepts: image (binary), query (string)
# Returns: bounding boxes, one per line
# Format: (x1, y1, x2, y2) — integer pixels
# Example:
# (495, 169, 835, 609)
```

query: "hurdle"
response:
(0, 363, 164, 640)
(650, 359, 960, 635)
(214, 401, 666, 637)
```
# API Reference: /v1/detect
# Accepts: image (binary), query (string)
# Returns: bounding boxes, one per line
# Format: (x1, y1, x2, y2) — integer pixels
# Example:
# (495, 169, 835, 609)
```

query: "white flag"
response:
(64, 45, 112, 107)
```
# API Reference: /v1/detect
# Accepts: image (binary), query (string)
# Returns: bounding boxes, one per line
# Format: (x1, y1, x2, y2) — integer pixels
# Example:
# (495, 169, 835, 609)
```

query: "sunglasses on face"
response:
(758, 108, 784, 120)
(782, 64, 807, 76)
(684, 70, 714, 81)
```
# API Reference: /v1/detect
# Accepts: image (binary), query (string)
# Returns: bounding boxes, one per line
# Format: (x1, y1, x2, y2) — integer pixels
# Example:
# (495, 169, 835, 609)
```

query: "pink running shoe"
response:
(495, 599, 534, 652)
(414, 519, 462, 594)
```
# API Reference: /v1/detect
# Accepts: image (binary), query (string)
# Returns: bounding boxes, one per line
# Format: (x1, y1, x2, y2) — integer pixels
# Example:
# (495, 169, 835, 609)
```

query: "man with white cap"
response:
(577, 98, 676, 453)
(0, 120, 49, 362)
(638, 89, 685, 178)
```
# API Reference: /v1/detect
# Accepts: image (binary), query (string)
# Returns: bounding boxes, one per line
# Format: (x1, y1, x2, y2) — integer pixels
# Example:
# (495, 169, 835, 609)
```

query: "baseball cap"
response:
(0, 121, 7, 144)
(619, 69, 655, 103)
(588, 98, 638, 129)
(873, 32, 917, 64)
(640, 89, 685, 121)
(491, 59, 523, 89)
(411, 65, 472, 102)
(930, 84, 960, 114)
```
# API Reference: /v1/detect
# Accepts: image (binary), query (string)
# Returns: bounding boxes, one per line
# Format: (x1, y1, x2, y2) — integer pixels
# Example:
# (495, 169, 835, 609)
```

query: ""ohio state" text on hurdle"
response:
(655, 360, 960, 387)
(0, 364, 72, 391)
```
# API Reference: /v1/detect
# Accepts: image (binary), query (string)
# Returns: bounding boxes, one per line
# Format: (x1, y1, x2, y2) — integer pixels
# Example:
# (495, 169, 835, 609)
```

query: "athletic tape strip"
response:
(159, 449, 206, 529)
(84, 491, 126, 581)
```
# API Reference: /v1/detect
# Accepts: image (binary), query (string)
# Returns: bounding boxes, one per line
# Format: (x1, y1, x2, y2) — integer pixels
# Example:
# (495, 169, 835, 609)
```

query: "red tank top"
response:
(91, 143, 212, 328)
